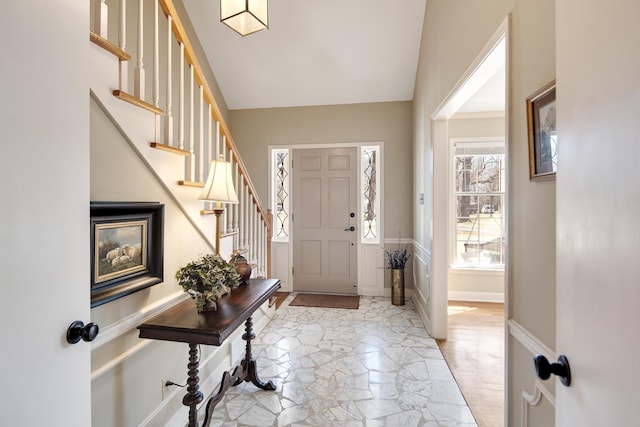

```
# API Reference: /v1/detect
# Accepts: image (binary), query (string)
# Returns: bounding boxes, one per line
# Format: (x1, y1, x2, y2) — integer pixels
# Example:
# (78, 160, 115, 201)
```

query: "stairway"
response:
(89, 0, 270, 276)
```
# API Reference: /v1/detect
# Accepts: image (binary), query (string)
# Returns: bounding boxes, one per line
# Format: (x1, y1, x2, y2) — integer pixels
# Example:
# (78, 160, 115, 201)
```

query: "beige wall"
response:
(89, 98, 271, 426)
(229, 102, 414, 240)
(90, 97, 212, 426)
(413, 0, 556, 425)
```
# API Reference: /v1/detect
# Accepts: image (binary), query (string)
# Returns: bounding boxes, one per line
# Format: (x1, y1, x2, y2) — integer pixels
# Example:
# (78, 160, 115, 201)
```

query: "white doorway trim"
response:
(268, 141, 385, 296)
(429, 18, 509, 339)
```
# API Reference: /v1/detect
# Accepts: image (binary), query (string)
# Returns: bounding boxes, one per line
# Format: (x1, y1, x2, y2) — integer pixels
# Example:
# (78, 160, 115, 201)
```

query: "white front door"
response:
(556, 0, 640, 424)
(292, 147, 358, 294)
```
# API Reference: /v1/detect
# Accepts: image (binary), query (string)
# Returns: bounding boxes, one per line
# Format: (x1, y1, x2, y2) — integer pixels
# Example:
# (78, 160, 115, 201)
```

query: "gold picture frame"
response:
(526, 80, 557, 180)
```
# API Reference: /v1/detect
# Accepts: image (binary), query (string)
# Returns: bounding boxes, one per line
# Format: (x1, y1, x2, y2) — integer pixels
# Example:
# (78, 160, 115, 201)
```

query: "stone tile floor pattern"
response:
(206, 295, 476, 427)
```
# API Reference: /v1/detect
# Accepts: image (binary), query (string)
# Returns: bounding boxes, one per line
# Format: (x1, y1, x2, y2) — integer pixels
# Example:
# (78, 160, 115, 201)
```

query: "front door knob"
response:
(66, 320, 99, 344)
(344, 226, 355, 232)
(533, 354, 571, 386)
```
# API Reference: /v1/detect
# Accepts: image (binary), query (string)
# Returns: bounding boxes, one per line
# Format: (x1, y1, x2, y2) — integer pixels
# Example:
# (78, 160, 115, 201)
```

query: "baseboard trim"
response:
(448, 290, 504, 303)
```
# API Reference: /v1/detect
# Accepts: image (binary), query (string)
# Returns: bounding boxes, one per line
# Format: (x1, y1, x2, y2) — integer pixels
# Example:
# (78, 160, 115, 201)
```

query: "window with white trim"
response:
(453, 141, 505, 268)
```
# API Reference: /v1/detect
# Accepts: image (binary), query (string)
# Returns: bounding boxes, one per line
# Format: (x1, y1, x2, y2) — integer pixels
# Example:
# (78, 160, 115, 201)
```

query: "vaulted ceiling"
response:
(183, 0, 504, 114)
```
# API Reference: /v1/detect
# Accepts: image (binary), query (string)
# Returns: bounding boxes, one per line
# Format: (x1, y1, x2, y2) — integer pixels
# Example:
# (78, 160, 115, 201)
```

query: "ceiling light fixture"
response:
(220, 0, 268, 37)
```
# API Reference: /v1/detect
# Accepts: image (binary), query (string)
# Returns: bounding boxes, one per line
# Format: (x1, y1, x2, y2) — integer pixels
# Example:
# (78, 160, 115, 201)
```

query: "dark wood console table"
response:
(138, 278, 281, 427)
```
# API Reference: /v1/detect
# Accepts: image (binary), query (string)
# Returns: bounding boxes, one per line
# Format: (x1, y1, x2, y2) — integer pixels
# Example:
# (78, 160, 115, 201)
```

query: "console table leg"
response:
(183, 344, 204, 427)
(234, 316, 277, 390)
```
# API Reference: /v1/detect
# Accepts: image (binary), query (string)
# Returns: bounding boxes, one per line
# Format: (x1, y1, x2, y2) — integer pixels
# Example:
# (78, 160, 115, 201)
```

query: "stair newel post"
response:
(198, 85, 204, 183)
(178, 43, 185, 151)
(118, 0, 128, 91)
(134, 0, 145, 100)
(94, 0, 108, 38)
(163, 15, 173, 147)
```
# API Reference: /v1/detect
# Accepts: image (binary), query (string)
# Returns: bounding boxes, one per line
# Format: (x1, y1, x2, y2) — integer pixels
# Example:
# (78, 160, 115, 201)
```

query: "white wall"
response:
(1, 1, 91, 425)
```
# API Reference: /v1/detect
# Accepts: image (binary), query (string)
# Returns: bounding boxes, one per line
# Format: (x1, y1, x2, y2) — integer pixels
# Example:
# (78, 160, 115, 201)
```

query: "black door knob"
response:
(344, 226, 355, 231)
(66, 320, 99, 344)
(533, 354, 571, 386)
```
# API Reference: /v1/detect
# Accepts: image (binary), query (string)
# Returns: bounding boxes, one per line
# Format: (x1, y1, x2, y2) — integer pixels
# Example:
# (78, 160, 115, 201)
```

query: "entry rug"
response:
(289, 293, 359, 309)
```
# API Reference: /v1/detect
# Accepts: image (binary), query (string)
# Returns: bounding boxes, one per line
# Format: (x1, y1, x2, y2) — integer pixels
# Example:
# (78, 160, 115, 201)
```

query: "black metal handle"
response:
(344, 226, 355, 231)
(533, 354, 571, 386)
(66, 321, 99, 344)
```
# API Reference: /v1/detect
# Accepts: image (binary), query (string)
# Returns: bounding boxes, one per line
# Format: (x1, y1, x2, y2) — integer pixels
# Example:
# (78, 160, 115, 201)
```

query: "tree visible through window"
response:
(454, 142, 505, 268)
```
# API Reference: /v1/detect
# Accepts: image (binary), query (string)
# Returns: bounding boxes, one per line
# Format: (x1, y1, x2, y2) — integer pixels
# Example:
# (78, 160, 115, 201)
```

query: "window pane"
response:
(454, 149, 505, 268)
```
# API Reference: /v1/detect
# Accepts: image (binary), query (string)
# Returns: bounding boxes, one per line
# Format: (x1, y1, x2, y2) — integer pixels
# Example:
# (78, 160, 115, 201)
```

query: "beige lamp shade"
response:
(220, 0, 268, 37)
(199, 157, 239, 204)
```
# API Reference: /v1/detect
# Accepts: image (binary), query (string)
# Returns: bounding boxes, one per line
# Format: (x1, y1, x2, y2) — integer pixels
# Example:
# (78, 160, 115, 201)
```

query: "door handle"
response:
(533, 354, 571, 386)
(344, 226, 355, 232)
(66, 320, 99, 344)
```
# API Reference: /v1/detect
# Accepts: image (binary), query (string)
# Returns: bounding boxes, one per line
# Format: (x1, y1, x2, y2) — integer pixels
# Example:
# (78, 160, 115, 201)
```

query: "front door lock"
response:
(344, 226, 355, 232)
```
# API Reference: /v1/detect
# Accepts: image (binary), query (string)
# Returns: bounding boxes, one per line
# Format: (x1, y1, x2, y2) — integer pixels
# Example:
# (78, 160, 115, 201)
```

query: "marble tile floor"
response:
(204, 295, 477, 427)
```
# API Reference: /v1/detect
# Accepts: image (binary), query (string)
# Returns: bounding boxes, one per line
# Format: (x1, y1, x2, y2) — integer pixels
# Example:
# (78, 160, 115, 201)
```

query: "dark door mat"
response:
(289, 293, 359, 309)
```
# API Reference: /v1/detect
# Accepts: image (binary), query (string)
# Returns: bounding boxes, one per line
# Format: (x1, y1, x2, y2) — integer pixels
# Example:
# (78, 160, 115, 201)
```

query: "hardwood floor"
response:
(437, 301, 505, 427)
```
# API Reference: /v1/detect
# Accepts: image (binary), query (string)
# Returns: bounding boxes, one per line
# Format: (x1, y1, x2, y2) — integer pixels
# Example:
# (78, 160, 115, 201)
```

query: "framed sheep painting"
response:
(90, 202, 164, 307)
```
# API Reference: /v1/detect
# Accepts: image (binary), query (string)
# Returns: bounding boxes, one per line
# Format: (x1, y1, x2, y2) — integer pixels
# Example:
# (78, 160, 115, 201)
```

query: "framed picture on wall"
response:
(526, 80, 557, 180)
(90, 202, 164, 307)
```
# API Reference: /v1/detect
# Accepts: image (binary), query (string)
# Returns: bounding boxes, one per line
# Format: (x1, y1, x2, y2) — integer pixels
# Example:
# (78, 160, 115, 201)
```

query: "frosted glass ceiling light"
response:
(221, 0, 268, 37)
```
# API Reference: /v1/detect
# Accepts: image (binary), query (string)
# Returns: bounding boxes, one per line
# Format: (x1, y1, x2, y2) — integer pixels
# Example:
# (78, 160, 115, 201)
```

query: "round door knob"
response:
(533, 354, 571, 386)
(67, 321, 99, 344)
(344, 226, 355, 231)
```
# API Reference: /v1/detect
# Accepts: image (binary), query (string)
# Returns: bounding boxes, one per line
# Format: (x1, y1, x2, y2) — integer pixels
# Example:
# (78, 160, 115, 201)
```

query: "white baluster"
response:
(134, 0, 145, 99)
(215, 121, 221, 158)
(178, 43, 184, 150)
(153, 0, 159, 108)
(94, 0, 108, 38)
(198, 85, 204, 183)
(118, 0, 128, 91)
(153, 0, 160, 141)
(207, 107, 213, 168)
(163, 16, 173, 146)
(187, 64, 195, 182)
(233, 162, 241, 234)
(227, 151, 234, 233)
(245, 186, 250, 250)
(239, 179, 244, 250)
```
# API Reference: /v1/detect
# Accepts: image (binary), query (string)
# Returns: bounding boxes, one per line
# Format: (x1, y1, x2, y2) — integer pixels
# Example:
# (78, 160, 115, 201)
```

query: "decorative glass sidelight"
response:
(361, 146, 379, 242)
(272, 149, 290, 241)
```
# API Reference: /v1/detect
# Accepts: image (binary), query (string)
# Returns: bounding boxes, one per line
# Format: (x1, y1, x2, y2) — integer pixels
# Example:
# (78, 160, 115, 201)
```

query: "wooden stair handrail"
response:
(157, 0, 271, 234)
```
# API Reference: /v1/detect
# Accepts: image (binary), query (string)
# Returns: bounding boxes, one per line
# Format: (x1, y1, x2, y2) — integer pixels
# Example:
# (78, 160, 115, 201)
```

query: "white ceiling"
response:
(183, 0, 504, 114)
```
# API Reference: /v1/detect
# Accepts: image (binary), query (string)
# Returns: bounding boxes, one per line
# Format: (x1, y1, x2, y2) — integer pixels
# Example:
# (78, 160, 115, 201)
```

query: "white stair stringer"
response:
(89, 42, 218, 251)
